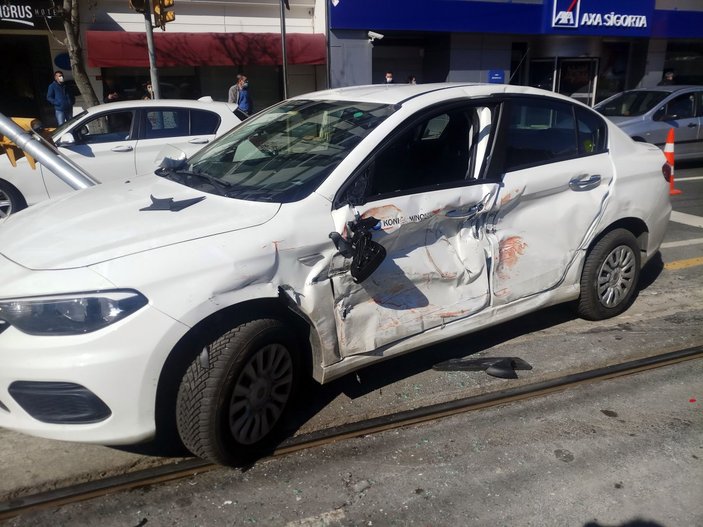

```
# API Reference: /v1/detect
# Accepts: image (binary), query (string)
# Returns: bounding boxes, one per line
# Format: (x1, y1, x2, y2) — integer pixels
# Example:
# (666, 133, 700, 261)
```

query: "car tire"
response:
(0, 181, 27, 220)
(577, 228, 641, 321)
(176, 318, 300, 465)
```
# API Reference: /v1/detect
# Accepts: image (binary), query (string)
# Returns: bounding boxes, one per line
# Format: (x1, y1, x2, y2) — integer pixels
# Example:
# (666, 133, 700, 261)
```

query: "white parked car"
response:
(0, 98, 241, 220)
(0, 84, 671, 465)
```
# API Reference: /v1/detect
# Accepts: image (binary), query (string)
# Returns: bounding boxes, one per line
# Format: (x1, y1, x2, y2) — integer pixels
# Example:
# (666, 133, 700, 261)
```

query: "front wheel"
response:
(577, 229, 641, 321)
(0, 181, 27, 221)
(176, 319, 300, 465)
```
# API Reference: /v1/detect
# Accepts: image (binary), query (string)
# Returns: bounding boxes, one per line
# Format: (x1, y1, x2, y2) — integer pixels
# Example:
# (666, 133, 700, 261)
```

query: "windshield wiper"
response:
(156, 167, 232, 196)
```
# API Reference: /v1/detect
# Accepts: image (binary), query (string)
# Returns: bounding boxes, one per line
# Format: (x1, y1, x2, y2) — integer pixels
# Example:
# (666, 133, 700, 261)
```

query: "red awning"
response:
(87, 31, 326, 68)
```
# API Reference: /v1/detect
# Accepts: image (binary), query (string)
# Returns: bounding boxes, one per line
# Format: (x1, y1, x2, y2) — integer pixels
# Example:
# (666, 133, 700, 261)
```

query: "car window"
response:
(75, 111, 134, 144)
(662, 93, 696, 120)
(696, 91, 703, 118)
(596, 91, 669, 117)
(575, 107, 607, 155)
(144, 109, 188, 139)
(338, 104, 494, 203)
(190, 109, 221, 135)
(181, 99, 396, 203)
(504, 99, 578, 171)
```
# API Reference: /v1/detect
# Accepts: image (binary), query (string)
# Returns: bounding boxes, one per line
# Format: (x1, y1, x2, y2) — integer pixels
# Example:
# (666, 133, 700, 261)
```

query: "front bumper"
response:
(0, 303, 188, 445)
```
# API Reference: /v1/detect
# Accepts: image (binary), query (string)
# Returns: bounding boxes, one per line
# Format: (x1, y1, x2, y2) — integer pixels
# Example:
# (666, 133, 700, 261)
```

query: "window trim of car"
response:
(332, 97, 501, 210)
(490, 96, 610, 176)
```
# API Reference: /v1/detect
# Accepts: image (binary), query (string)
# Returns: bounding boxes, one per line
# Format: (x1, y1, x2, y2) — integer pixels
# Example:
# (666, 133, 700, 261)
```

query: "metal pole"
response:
(280, 0, 288, 99)
(325, 0, 331, 89)
(144, 0, 161, 99)
(0, 114, 97, 190)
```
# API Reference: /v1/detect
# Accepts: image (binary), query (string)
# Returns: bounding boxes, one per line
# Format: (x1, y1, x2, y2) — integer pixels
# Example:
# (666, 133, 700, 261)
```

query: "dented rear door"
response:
(488, 97, 613, 304)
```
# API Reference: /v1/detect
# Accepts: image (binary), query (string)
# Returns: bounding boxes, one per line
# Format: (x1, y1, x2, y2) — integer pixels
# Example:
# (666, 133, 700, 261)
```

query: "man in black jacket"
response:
(46, 70, 75, 125)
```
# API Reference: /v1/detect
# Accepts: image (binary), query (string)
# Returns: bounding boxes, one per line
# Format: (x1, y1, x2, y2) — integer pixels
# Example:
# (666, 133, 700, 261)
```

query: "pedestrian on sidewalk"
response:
(228, 74, 252, 117)
(46, 70, 75, 125)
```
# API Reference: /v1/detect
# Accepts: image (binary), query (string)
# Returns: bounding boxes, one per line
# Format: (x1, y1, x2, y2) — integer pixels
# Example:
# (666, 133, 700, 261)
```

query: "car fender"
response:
(589, 129, 670, 263)
(0, 155, 50, 207)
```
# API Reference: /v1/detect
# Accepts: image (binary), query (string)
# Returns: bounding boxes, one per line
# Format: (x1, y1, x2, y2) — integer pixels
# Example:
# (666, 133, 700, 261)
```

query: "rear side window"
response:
(191, 109, 221, 135)
(144, 109, 189, 138)
(504, 99, 578, 171)
(575, 107, 607, 155)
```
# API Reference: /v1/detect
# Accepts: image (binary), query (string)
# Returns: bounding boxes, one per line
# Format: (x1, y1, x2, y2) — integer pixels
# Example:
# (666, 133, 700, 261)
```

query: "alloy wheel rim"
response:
(597, 245, 636, 308)
(228, 343, 294, 445)
(0, 188, 12, 220)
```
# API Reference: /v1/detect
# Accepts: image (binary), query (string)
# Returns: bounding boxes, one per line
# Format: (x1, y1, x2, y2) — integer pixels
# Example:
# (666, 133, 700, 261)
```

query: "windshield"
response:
(175, 99, 396, 202)
(595, 91, 669, 117)
(51, 110, 88, 137)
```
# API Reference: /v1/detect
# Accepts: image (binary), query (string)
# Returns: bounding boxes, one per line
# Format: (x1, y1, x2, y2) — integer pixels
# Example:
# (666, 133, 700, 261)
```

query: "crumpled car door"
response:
(329, 183, 498, 357)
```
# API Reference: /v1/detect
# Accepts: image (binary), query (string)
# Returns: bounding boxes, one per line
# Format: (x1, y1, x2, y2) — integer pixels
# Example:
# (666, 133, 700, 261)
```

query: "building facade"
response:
(330, 0, 703, 105)
(0, 0, 327, 125)
(0, 0, 701, 127)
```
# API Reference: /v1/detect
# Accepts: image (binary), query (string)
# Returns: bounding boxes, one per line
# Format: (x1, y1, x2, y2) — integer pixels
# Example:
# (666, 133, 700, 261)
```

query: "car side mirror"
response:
(56, 132, 75, 146)
(329, 215, 386, 283)
(156, 145, 188, 169)
(350, 233, 386, 283)
(653, 108, 677, 121)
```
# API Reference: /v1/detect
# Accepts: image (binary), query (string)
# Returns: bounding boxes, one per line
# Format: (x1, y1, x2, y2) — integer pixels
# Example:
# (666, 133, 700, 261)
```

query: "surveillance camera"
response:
(367, 31, 384, 41)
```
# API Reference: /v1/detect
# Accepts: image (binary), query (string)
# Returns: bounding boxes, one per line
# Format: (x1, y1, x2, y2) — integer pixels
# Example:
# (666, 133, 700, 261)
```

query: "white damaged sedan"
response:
(0, 83, 671, 465)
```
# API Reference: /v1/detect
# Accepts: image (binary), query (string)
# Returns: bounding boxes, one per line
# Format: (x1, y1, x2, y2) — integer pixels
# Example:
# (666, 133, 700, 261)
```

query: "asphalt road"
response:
(2, 161, 702, 525)
(7, 355, 701, 527)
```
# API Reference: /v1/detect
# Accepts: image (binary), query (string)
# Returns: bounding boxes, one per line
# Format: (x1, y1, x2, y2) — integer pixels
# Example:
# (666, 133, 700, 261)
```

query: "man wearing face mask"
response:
(384, 71, 394, 84)
(46, 70, 75, 125)
(228, 74, 252, 117)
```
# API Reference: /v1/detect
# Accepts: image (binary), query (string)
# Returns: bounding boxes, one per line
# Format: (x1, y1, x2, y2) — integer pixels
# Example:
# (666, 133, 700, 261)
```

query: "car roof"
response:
(614, 85, 703, 94)
(294, 82, 582, 106)
(85, 98, 237, 112)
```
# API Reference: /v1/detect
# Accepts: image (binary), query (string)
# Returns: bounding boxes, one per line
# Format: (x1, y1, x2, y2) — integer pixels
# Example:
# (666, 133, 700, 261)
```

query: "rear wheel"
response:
(577, 229, 641, 321)
(176, 319, 299, 465)
(0, 181, 27, 220)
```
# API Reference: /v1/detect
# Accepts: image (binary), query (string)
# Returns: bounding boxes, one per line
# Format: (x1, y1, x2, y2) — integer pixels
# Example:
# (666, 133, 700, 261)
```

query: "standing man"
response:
(46, 70, 75, 125)
(658, 69, 676, 86)
(384, 71, 394, 84)
(228, 74, 252, 117)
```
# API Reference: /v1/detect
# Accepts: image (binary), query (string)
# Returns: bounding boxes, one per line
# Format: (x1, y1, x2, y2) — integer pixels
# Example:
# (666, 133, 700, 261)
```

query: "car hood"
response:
(601, 115, 644, 128)
(0, 175, 281, 270)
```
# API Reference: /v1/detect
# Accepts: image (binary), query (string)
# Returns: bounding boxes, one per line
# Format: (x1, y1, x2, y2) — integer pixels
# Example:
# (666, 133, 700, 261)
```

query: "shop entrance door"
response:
(529, 57, 599, 107)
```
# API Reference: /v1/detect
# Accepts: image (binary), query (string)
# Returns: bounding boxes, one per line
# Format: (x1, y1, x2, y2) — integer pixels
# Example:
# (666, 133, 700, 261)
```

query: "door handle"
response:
(688, 122, 697, 128)
(569, 174, 601, 192)
(188, 138, 210, 144)
(111, 145, 133, 152)
(446, 202, 484, 218)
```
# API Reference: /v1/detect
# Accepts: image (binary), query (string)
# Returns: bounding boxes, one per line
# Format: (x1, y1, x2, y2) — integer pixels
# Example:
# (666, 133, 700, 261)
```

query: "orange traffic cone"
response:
(664, 128, 682, 195)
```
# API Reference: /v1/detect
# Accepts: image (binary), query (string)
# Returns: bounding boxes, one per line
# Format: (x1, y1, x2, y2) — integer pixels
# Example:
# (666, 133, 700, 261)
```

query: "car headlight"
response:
(0, 290, 148, 336)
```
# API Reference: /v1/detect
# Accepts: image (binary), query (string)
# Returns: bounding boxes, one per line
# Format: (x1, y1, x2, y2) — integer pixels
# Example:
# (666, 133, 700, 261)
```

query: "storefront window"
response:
(664, 40, 703, 86)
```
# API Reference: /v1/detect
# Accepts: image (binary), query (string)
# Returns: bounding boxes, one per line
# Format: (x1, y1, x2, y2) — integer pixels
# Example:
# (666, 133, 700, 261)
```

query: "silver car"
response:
(594, 85, 703, 161)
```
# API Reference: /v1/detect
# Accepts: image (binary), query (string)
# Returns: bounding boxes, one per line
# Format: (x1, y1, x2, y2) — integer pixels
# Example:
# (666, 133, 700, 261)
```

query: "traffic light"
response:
(153, 0, 175, 30)
(129, 0, 146, 13)
(0, 118, 49, 169)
